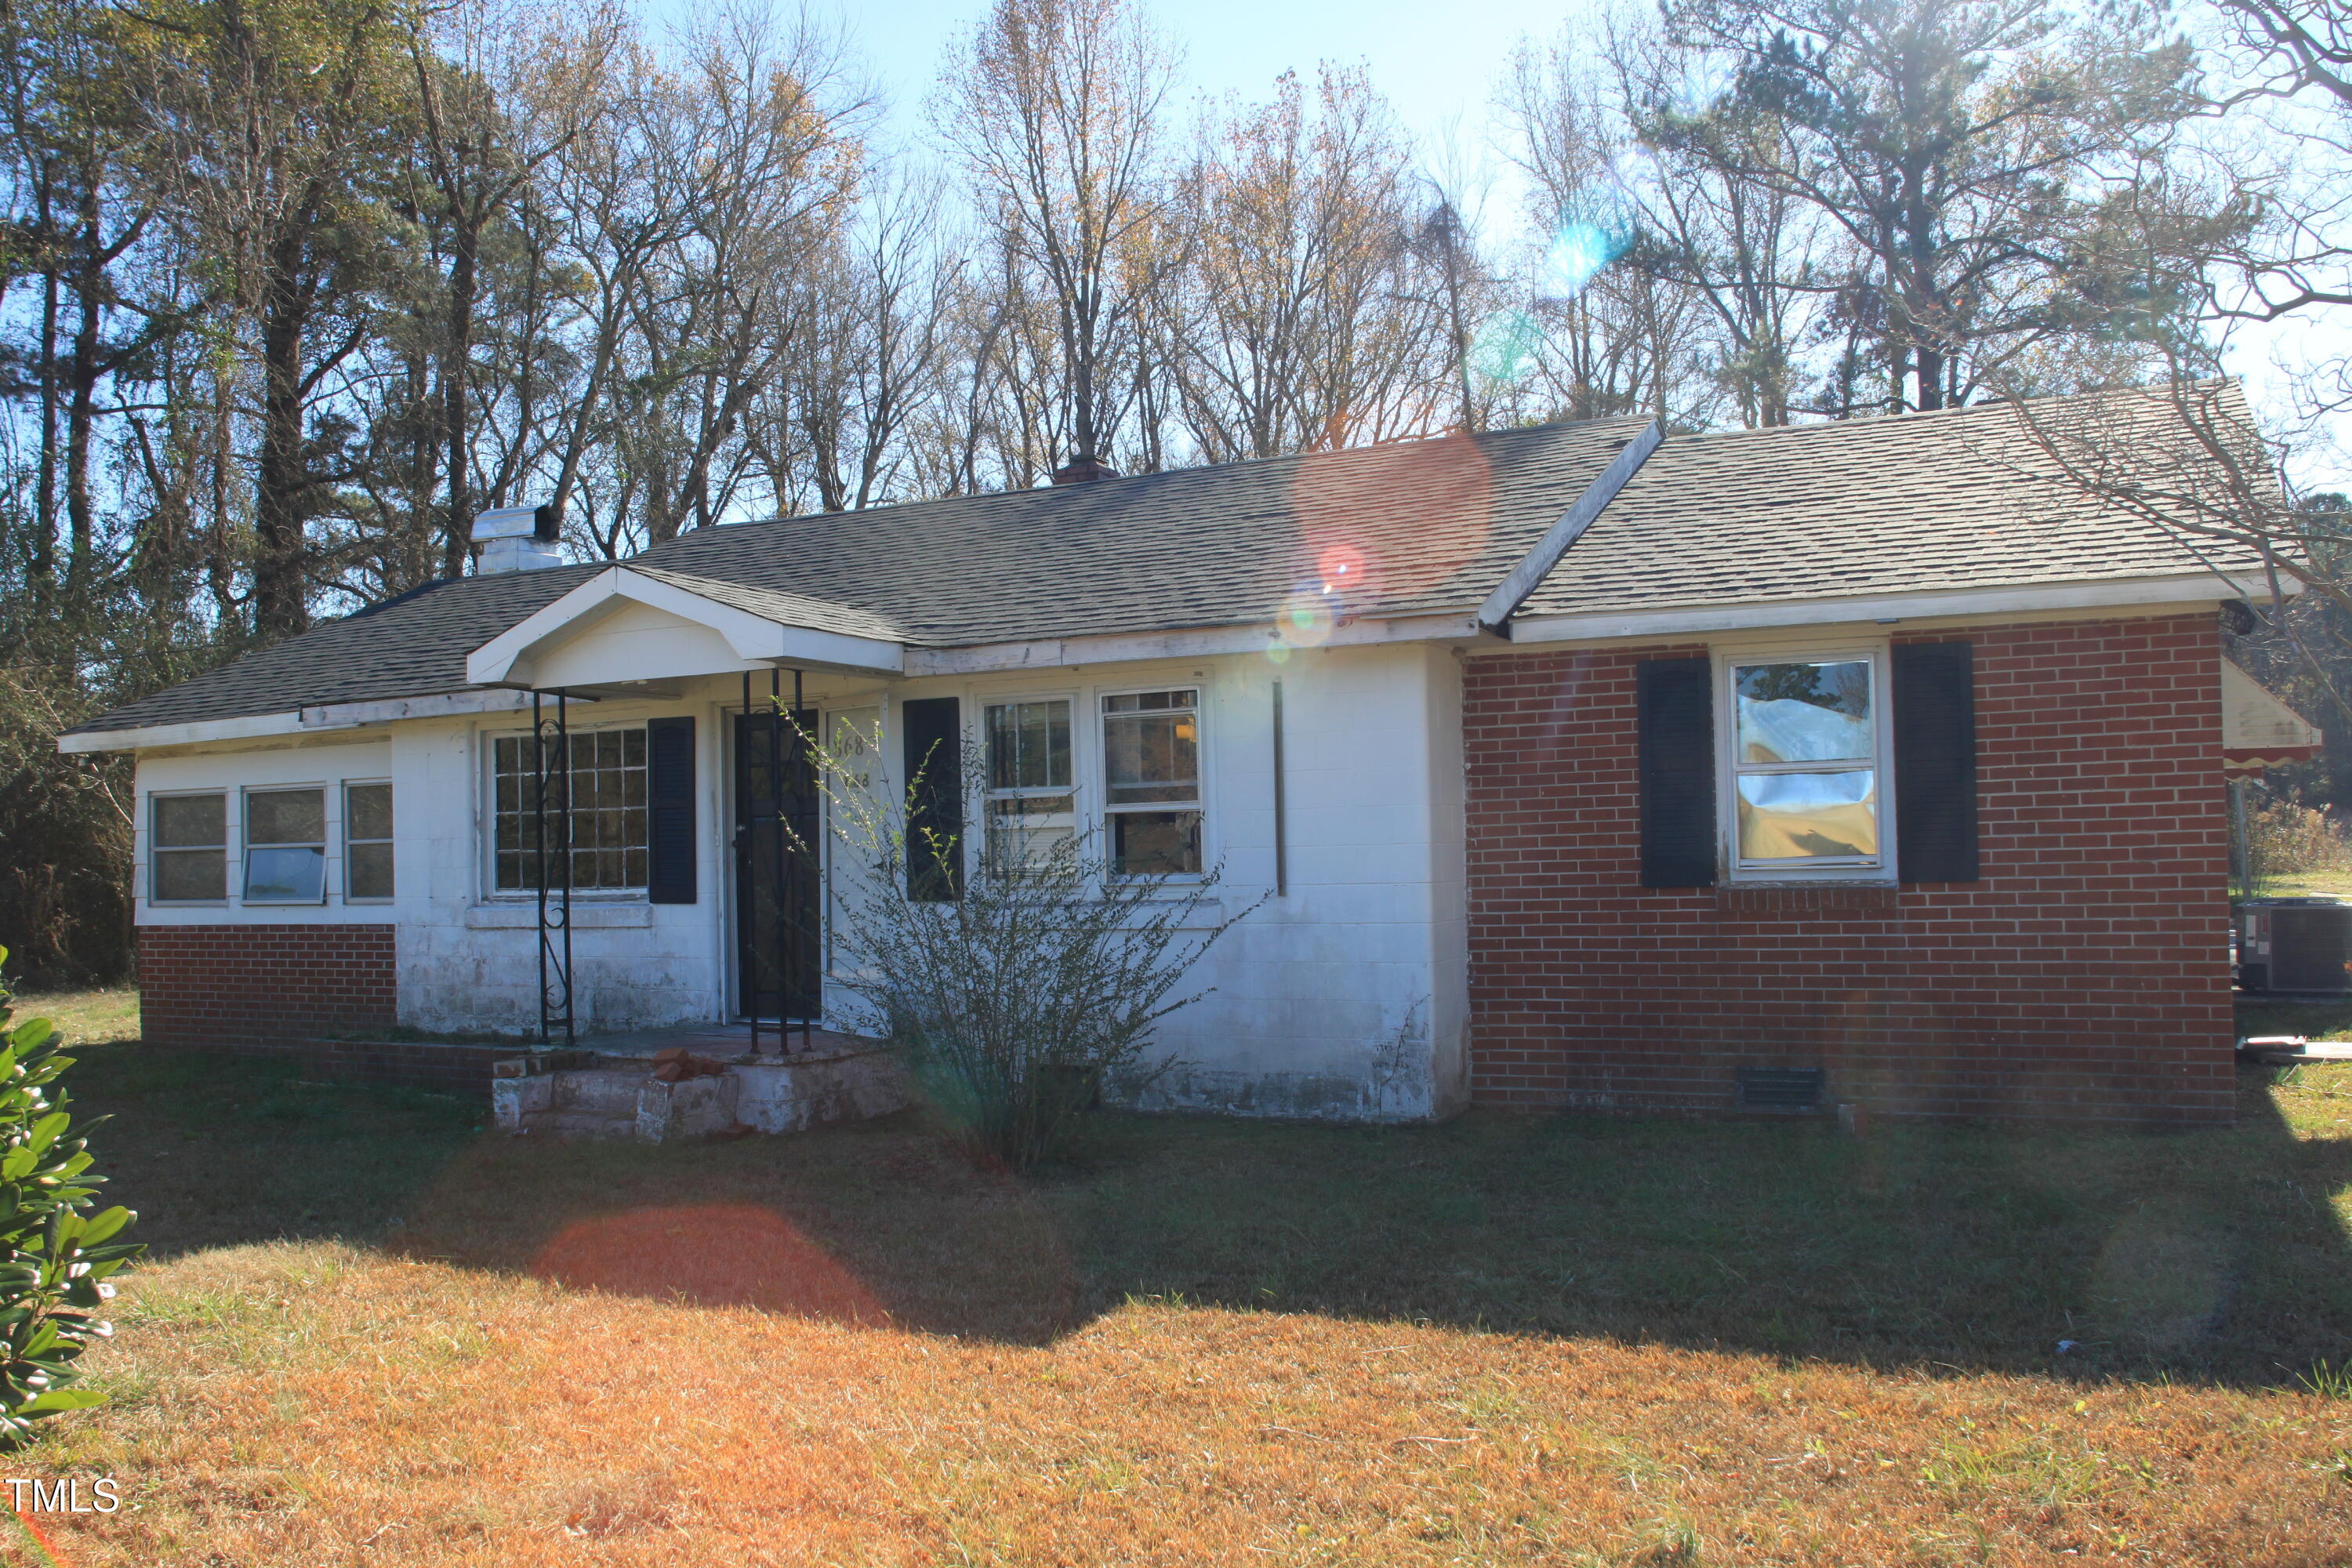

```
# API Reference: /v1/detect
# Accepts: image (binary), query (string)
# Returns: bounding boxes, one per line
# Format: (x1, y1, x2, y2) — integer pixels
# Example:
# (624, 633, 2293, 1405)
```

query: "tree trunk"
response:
(254, 236, 312, 637)
(441, 209, 478, 570)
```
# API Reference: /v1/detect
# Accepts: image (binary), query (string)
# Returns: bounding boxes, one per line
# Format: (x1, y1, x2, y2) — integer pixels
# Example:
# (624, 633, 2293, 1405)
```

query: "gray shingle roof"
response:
(65, 417, 1646, 736)
(66, 565, 600, 736)
(1512, 391, 2261, 621)
(64, 389, 2260, 742)
(628, 417, 1651, 645)
(626, 566, 907, 643)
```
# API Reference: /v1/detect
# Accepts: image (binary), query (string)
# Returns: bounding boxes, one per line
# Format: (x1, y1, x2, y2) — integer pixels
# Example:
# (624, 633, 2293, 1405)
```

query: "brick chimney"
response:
(1050, 452, 1120, 485)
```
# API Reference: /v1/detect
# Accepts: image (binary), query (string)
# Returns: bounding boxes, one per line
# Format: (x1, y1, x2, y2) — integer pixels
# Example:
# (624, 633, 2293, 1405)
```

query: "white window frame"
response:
(1712, 641, 1898, 884)
(343, 779, 394, 904)
(1096, 683, 1209, 880)
(241, 783, 330, 906)
(148, 788, 230, 906)
(979, 691, 1080, 875)
(481, 723, 654, 901)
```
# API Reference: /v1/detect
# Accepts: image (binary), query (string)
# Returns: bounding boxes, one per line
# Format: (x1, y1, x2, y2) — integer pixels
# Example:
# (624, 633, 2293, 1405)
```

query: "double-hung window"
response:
(151, 793, 227, 902)
(344, 782, 394, 901)
(244, 787, 328, 903)
(491, 728, 648, 892)
(1102, 689, 1203, 876)
(984, 699, 1074, 873)
(1725, 655, 1887, 877)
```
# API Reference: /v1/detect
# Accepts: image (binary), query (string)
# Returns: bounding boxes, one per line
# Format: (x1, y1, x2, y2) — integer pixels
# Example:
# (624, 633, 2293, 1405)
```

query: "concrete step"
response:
(514, 1108, 637, 1138)
(549, 1069, 644, 1117)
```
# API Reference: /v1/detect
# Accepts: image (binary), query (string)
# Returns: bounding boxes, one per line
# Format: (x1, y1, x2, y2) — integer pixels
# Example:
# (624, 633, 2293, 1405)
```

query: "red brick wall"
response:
(1463, 614, 2234, 1127)
(137, 924, 397, 1051)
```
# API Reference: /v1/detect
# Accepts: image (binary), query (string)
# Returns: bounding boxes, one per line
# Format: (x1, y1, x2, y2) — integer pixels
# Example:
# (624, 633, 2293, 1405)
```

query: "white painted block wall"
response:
(130, 638, 1472, 1120)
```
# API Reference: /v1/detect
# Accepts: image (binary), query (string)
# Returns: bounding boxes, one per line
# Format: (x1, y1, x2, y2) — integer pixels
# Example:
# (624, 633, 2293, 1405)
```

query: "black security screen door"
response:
(734, 708, 821, 1022)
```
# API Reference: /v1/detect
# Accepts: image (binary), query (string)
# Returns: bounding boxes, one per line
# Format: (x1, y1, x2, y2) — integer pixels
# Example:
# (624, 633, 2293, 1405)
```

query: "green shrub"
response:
(0, 946, 141, 1443)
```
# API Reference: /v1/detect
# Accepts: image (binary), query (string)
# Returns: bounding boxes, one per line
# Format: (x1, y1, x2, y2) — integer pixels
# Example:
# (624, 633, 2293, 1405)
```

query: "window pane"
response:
(1112, 810, 1202, 876)
(1734, 662, 1871, 763)
(986, 793, 1076, 872)
(153, 793, 223, 849)
(492, 726, 648, 893)
(1105, 712, 1200, 806)
(347, 841, 394, 900)
(1104, 689, 1196, 713)
(1735, 770, 1878, 860)
(989, 700, 1072, 790)
(346, 782, 393, 841)
(248, 788, 325, 847)
(245, 844, 326, 902)
(154, 848, 225, 902)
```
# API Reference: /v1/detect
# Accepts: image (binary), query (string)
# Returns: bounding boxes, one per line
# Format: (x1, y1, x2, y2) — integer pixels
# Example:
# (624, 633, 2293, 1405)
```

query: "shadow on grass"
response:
(60, 1041, 2352, 1388)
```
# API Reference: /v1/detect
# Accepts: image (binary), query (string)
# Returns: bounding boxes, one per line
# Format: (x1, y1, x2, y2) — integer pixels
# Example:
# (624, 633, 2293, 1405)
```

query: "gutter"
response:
(1475, 419, 1664, 638)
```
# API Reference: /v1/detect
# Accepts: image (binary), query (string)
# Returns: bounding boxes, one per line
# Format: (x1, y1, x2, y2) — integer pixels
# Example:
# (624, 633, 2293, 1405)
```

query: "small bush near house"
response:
(0, 947, 140, 1444)
(807, 719, 1254, 1171)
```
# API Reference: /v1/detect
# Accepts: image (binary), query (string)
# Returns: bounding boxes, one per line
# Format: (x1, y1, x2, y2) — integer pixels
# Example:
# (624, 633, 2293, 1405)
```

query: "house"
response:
(60, 389, 2296, 1125)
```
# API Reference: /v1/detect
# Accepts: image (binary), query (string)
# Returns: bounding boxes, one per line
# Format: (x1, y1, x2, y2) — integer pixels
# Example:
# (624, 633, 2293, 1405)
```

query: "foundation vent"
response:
(1737, 1066, 1826, 1111)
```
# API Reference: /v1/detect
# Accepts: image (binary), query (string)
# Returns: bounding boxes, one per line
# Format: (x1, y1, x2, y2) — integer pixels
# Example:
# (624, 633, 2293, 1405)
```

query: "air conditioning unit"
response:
(2234, 898, 2352, 994)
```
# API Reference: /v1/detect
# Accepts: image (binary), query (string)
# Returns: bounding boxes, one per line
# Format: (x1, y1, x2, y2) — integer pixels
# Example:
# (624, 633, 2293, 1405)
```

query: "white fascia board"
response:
(1477, 419, 1664, 633)
(57, 710, 315, 754)
(906, 612, 1481, 676)
(58, 687, 588, 757)
(1501, 572, 2270, 648)
(466, 565, 905, 684)
(300, 689, 554, 727)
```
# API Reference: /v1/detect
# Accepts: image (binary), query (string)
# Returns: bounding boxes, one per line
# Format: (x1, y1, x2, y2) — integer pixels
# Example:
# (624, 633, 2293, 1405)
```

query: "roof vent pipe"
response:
(473, 503, 564, 573)
(1050, 453, 1119, 485)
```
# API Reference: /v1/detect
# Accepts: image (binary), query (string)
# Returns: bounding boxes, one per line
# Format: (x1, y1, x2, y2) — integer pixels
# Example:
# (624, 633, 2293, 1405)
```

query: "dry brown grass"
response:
(5, 992, 2352, 1566)
(20, 1239, 2350, 1567)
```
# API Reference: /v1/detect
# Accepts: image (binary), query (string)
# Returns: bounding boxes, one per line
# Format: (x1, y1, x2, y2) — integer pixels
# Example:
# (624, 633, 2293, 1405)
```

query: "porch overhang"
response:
(2223, 658, 2321, 776)
(464, 565, 906, 688)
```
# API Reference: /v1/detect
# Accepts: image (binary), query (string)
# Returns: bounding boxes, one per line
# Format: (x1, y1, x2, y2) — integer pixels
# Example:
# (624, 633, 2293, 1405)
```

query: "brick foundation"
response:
(138, 924, 398, 1049)
(1463, 614, 2235, 1127)
(134, 924, 512, 1098)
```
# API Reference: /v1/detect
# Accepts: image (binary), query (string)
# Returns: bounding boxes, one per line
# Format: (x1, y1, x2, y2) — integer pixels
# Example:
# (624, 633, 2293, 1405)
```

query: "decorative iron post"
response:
(532, 690, 575, 1048)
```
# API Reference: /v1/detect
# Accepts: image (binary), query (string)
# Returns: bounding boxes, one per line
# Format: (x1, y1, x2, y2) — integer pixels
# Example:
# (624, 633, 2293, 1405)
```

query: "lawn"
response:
(4, 989, 2351, 1565)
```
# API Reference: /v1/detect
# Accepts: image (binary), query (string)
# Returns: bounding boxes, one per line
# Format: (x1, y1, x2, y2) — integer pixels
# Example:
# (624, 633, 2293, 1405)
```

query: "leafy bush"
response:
(808, 721, 1254, 1171)
(0, 947, 141, 1443)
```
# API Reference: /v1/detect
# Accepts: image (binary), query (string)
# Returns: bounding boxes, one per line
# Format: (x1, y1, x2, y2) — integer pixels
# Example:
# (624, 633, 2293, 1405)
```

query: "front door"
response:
(734, 709, 821, 1020)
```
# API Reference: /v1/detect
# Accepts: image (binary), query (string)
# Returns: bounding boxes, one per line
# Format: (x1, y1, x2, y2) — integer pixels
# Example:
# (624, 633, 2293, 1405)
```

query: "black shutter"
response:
(646, 716, 696, 904)
(1638, 657, 1717, 887)
(1893, 641, 1980, 882)
(902, 696, 964, 902)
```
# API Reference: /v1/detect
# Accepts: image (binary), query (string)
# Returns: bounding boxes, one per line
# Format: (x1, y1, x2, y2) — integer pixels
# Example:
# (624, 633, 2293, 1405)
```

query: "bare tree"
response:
(935, 0, 1182, 475)
(406, 0, 620, 575)
(1173, 67, 1444, 459)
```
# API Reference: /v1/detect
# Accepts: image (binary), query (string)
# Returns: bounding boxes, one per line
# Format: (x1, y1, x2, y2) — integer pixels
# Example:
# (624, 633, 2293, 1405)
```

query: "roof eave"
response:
(1502, 570, 2267, 647)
